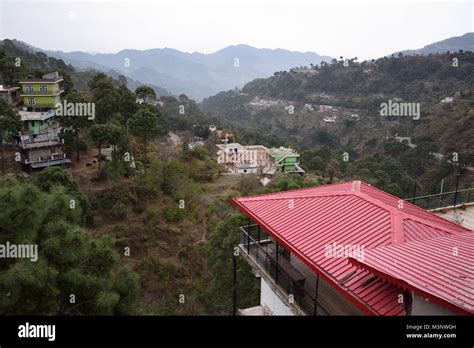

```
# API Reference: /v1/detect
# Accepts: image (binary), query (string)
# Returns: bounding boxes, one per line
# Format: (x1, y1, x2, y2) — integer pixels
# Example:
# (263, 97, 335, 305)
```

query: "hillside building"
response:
(268, 146, 304, 174)
(14, 72, 70, 169)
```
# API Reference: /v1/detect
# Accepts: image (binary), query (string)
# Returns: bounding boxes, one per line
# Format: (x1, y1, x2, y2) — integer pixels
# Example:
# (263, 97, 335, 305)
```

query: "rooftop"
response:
(19, 72, 63, 84)
(230, 180, 472, 315)
(18, 110, 55, 121)
(269, 146, 299, 158)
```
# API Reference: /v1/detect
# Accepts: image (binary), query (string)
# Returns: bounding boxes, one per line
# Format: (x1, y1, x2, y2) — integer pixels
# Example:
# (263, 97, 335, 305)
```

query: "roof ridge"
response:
(360, 182, 471, 233)
(232, 180, 356, 201)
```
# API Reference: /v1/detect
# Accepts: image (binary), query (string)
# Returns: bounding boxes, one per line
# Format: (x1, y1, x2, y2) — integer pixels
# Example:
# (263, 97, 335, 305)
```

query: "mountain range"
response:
(42, 45, 333, 101)
(3, 32, 473, 101)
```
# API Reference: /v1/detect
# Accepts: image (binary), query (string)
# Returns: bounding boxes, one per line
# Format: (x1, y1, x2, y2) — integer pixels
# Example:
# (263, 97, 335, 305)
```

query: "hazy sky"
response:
(0, 0, 472, 60)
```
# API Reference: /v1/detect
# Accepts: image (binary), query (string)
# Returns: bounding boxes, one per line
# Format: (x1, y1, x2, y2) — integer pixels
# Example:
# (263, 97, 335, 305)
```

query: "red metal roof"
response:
(349, 232, 474, 315)
(230, 180, 472, 315)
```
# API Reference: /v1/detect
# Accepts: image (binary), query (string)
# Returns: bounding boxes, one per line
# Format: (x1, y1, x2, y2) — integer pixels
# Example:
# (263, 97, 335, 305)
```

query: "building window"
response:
(39, 85, 48, 93)
(27, 97, 35, 106)
(26, 85, 34, 93)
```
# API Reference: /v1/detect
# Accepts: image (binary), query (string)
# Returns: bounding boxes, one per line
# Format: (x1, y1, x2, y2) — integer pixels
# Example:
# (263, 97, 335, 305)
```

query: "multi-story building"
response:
(14, 72, 70, 169)
(231, 181, 473, 316)
(216, 143, 273, 175)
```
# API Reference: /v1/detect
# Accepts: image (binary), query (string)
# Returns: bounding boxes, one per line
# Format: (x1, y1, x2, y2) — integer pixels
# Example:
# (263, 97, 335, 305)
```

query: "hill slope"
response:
(201, 51, 474, 195)
(396, 32, 474, 56)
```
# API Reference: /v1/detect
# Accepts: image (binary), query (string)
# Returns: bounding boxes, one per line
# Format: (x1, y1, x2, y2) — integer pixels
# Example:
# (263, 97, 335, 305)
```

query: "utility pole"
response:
(439, 179, 445, 207)
(232, 255, 237, 316)
(453, 173, 460, 207)
(412, 180, 417, 205)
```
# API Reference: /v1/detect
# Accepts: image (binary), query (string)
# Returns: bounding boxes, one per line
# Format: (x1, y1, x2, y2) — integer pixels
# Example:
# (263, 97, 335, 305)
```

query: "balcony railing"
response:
(239, 224, 329, 316)
(24, 152, 67, 165)
(404, 188, 474, 210)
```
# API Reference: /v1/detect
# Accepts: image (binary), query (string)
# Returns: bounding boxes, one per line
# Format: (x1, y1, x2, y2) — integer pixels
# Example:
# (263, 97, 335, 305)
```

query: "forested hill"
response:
(0, 39, 170, 97)
(396, 32, 474, 56)
(242, 51, 473, 105)
(201, 51, 474, 196)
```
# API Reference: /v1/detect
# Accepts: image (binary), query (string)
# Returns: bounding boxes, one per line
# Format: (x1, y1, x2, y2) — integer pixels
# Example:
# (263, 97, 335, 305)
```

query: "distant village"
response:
(0, 72, 457, 177)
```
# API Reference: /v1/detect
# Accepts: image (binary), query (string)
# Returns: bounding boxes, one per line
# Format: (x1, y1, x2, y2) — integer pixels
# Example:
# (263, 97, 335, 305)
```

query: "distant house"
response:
(0, 85, 20, 105)
(268, 147, 304, 174)
(351, 113, 360, 120)
(216, 143, 272, 175)
(216, 130, 234, 141)
(318, 105, 334, 112)
(441, 97, 454, 103)
(323, 115, 337, 123)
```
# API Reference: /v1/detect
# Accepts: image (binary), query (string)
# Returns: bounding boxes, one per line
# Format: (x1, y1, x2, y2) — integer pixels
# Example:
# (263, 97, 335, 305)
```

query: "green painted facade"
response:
(21, 82, 61, 109)
(270, 148, 300, 173)
(20, 79, 61, 133)
(278, 156, 298, 172)
(24, 119, 55, 134)
(23, 95, 60, 108)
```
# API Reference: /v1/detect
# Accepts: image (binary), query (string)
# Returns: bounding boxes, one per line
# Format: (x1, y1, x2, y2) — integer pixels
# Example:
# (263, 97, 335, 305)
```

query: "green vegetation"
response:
(202, 51, 474, 197)
(0, 39, 472, 316)
(0, 175, 139, 315)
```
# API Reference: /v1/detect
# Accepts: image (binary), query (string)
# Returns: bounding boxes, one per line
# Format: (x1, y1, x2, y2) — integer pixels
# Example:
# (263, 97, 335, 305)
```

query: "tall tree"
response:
(129, 109, 160, 176)
(118, 85, 137, 138)
(90, 123, 122, 175)
(134, 85, 156, 102)
(0, 178, 139, 315)
(58, 90, 91, 161)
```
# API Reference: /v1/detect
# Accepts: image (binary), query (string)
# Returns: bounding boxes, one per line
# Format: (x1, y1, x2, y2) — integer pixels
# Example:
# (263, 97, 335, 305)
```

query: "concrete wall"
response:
(260, 278, 295, 316)
(290, 255, 363, 315)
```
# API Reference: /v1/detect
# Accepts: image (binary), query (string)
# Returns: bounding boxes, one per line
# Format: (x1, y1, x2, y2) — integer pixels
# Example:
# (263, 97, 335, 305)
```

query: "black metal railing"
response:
(239, 225, 329, 316)
(404, 188, 474, 210)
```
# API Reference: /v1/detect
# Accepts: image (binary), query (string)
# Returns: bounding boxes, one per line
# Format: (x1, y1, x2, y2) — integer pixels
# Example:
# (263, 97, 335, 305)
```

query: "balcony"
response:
(16, 130, 63, 149)
(23, 152, 70, 168)
(239, 224, 330, 316)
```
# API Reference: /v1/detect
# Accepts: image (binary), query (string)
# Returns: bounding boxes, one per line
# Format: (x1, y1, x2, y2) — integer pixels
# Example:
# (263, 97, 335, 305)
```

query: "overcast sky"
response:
(0, 0, 472, 60)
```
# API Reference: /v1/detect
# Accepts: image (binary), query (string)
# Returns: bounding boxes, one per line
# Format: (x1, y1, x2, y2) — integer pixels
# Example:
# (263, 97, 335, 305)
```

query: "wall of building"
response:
(236, 167, 258, 174)
(27, 145, 63, 163)
(411, 293, 457, 315)
(290, 255, 364, 315)
(260, 278, 295, 316)
(23, 95, 60, 108)
(21, 83, 60, 94)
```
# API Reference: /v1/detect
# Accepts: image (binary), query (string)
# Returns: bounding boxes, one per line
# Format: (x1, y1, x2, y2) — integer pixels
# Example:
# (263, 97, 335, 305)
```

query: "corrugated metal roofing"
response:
(350, 232, 474, 314)
(230, 180, 472, 315)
